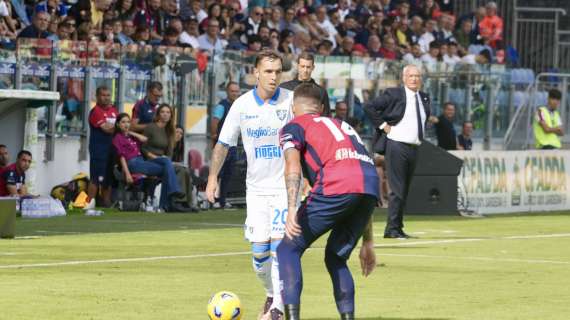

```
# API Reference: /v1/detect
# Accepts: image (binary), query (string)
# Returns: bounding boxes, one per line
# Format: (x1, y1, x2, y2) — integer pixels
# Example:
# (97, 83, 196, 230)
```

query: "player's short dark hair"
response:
(294, 83, 322, 105)
(297, 51, 315, 64)
(463, 120, 473, 127)
(0, 144, 7, 149)
(548, 89, 562, 100)
(254, 49, 283, 67)
(17, 150, 32, 159)
(96, 86, 109, 96)
(148, 81, 163, 92)
(443, 102, 455, 109)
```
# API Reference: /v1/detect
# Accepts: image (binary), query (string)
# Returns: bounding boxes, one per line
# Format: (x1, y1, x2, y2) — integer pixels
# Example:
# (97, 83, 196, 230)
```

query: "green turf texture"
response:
(1, 209, 569, 319)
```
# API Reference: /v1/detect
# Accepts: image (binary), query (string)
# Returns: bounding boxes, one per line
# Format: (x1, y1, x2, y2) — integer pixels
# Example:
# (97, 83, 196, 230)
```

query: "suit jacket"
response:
(280, 78, 331, 116)
(364, 87, 431, 154)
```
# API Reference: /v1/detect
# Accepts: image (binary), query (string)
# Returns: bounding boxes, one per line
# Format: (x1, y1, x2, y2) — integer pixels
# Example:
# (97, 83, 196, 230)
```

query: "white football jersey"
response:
(217, 87, 293, 194)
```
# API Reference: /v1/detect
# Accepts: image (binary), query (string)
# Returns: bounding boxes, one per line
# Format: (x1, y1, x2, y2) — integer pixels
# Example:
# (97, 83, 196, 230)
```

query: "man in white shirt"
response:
(443, 42, 461, 67)
(197, 18, 226, 52)
(206, 50, 293, 320)
(402, 43, 423, 66)
(315, 5, 338, 49)
(363, 65, 431, 239)
(179, 16, 200, 48)
(418, 19, 436, 53)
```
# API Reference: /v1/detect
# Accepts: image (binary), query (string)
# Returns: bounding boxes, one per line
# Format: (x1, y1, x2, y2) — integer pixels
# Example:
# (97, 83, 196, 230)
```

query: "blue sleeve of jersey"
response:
(4, 170, 17, 185)
(212, 104, 225, 119)
(280, 123, 306, 151)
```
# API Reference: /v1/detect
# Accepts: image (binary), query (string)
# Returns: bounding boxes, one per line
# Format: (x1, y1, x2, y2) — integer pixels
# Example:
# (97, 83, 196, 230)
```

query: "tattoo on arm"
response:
(362, 216, 374, 242)
(209, 143, 229, 177)
(285, 173, 301, 209)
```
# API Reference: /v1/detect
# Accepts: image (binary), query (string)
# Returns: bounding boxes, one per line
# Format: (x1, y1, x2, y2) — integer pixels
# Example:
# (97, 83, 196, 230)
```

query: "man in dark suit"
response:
(364, 64, 431, 239)
(280, 52, 331, 116)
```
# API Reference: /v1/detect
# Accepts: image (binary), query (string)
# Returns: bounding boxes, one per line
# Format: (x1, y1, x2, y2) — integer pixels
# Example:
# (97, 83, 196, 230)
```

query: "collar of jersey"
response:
(253, 87, 281, 106)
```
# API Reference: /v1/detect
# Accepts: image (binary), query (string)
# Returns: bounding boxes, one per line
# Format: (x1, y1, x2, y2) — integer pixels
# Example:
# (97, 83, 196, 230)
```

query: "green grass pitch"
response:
(1, 209, 570, 319)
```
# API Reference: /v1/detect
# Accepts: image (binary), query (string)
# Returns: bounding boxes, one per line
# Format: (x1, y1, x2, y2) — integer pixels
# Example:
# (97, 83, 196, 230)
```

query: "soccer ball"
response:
(207, 291, 242, 320)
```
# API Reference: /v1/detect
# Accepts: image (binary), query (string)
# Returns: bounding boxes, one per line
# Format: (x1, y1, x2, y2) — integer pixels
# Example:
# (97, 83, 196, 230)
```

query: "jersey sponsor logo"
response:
(240, 114, 259, 120)
(254, 144, 282, 159)
(335, 148, 374, 165)
(246, 127, 279, 139)
(275, 109, 288, 121)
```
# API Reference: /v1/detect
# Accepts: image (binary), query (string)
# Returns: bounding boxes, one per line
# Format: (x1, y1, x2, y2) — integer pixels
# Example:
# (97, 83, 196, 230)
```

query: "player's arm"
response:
(363, 89, 393, 133)
(359, 216, 376, 277)
(18, 184, 29, 197)
(284, 148, 302, 238)
(6, 184, 18, 196)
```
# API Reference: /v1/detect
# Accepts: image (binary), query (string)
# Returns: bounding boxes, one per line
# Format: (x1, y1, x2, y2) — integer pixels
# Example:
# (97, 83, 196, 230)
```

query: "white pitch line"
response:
(2, 233, 570, 269)
(0, 251, 250, 269)
(378, 253, 570, 265)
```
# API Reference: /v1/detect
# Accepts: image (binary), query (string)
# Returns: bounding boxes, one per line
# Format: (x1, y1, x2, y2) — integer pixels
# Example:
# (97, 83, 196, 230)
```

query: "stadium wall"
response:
(452, 150, 569, 214)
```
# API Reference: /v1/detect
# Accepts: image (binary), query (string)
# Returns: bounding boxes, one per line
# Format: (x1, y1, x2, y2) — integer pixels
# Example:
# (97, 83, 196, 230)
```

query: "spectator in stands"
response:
(418, 19, 436, 53)
(159, 26, 187, 48)
(278, 29, 294, 54)
(0, 144, 9, 170)
(257, 25, 271, 47)
(179, 16, 199, 48)
(429, 102, 458, 150)
(436, 13, 455, 43)
(246, 34, 262, 53)
(403, 42, 423, 65)
(141, 104, 193, 212)
(418, 0, 440, 21)
(315, 5, 337, 48)
(133, 0, 163, 41)
(185, 0, 207, 23)
(457, 121, 473, 150)
(454, 19, 475, 54)
(241, 5, 263, 45)
(116, 0, 136, 21)
(334, 100, 348, 121)
(198, 18, 226, 52)
(292, 31, 310, 55)
(0, 150, 32, 197)
(35, 0, 67, 19)
(86, 86, 118, 209)
(479, 1, 503, 48)
(316, 39, 333, 56)
(461, 48, 491, 65)
(379, 35, 399, 60)
(533, 89, 564, 150)
(18, 11, 50, 39)
(367, 34, 382, 58)
(111, 18, 133, 45)
(281, 7, 296, 32)
(121, 18, 136, 40)
(210, 81, 240, 209)
(268, 28, 280, 51)
(171, 124, 198, 211)
(266, 6, 283, 31)
(47, 20, 71, 41)
(113, 113, 183, 212)
(443, 42, 461, 67)
(421, 41, 440, 65)
(199, 3, 222, 33)
(333, 35, 355, 56)
(407, 15, 423, 44)
(131, 81, 163, 132)
(134, 25, 151, 45)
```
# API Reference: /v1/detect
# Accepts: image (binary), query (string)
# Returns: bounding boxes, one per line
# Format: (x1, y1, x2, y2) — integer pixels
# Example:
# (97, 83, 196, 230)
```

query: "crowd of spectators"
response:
(0, 0, 507, 67)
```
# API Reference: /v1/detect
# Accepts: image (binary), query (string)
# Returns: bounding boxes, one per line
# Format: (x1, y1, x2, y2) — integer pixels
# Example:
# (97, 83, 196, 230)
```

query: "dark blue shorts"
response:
(293, 193, 376, 260)
(90, 154, 111, 187)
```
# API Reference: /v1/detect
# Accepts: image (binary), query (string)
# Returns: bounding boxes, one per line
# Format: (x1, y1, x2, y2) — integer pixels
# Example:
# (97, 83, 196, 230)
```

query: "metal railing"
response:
(512, 3, 568, 71)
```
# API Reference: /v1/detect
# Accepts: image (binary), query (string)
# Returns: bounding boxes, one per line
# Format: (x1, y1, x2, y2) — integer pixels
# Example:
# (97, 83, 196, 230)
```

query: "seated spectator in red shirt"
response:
(0, 145, 9, 170)
(378, 35, 400, 60)
(112, 113, 182, 212)
(479, 2, 503, 48)
(0, 150, 32, 197)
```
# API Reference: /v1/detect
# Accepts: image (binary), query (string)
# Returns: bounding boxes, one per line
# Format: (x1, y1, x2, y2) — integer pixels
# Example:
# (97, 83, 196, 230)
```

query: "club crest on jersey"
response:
(275, 109, 288, 121)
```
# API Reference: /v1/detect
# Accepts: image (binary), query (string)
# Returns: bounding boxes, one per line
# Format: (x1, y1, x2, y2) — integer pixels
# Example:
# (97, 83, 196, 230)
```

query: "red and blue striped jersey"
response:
(280, 114, 379, 198)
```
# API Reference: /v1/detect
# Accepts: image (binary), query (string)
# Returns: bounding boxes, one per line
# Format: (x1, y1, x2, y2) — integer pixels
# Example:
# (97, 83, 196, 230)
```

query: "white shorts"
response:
(244, 192, 288, 242)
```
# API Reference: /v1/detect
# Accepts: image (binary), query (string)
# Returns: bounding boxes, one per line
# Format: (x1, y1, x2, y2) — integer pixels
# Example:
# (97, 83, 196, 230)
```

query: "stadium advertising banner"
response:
(451, 150, 569, 214)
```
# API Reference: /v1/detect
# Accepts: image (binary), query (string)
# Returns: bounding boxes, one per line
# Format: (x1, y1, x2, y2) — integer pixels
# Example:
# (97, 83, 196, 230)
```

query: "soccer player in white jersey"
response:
(206, 50, 293, 320)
